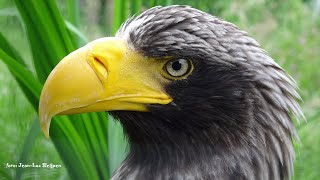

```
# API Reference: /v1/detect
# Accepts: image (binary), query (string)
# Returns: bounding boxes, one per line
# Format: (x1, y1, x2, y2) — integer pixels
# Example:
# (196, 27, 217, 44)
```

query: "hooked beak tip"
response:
(41, 122, 50, 139)
(39, 110, 51, 139)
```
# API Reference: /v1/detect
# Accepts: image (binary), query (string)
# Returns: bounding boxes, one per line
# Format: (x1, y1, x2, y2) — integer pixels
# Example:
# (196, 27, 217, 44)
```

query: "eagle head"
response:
(39, 5, 303, 180)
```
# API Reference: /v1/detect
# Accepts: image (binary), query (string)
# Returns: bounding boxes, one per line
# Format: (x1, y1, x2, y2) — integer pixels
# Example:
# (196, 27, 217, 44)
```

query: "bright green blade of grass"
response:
(66, 0, 81, 46)
(108, 115, 127, 174)
(113, 0, 129, 34)
(157, 0, 173, 6)
(15, 118, 40, 180)
(14, 0, 74, 83)
(0, 49, 42, 102)
(0, 32, 39, 109)
(0, 33, 25, 66)
(149, 0, 157, 7)
(66, 0, 80, 26)
(0, 7, 18, 17)
(0, 169, 11, 180)
(65, 20, 88, 46)
(131, 0, 142, 15)
(50, 116, 101, 180)
(0, 30, 101, 179)
(0, 33, 43, 180)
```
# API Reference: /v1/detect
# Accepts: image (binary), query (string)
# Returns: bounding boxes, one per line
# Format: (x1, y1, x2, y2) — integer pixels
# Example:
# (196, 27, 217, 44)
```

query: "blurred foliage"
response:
(0, 0, 319, 179)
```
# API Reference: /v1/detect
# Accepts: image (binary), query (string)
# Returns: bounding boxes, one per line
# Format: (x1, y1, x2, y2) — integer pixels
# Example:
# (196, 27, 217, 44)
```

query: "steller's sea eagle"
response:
(39, 5, 304, 180)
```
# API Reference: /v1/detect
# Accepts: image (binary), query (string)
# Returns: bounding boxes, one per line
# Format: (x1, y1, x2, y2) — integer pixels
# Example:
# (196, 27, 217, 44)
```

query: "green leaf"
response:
(294, 112, 320, 180)
(130, 0, 142, 15)
(14, 0, 75, 83)
(0, 169, 12, 180)
(65, 20, 88, 46)
(108, 115, 128, 174)
(0, 33, 24, 65)
(0, 7, 18, 17)
(113, 0, 129, 34)
(50, 116, 101, 180)
(0, 32, 40, 109)
(15, 118, 41, 180)
(11, 1, 114, 179)
(66, 0, 81, 46)
(149, 0, 157, 7)
(0, 48, 42, 104)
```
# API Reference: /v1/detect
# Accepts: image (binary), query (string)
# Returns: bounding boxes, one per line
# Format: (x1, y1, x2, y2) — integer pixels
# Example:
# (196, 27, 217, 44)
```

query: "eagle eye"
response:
(164, 59, 193, 79)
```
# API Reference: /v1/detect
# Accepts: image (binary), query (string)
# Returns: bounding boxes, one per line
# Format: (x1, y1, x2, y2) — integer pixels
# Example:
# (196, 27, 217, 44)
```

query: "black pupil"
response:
(172, 60, 182, 71)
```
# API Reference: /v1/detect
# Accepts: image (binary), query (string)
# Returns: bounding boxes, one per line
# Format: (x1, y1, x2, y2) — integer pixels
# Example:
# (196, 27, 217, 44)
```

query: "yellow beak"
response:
(39, 37, 172, 138)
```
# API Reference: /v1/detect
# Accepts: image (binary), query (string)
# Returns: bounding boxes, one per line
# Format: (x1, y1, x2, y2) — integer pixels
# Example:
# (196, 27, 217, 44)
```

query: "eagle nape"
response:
(39, 5, 304, 180)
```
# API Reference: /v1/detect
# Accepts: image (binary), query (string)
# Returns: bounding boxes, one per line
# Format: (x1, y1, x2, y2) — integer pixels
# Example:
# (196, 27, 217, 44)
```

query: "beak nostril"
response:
(92, 57, 108, 80)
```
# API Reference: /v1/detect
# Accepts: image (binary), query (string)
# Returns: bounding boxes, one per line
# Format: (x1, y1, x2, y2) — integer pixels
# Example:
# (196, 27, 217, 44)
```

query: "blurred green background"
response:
(0, 0, 319, 179)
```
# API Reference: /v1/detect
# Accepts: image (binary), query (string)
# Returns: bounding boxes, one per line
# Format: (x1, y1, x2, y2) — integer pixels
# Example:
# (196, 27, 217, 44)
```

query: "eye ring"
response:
(163, 58, 193, 79)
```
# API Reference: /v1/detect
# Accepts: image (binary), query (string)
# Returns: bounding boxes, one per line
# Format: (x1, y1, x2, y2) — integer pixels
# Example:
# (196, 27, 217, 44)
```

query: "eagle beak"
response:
(39, 37, 172, 138)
